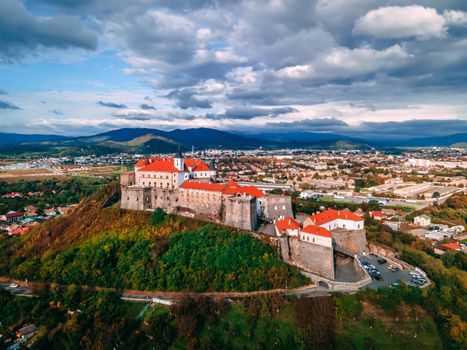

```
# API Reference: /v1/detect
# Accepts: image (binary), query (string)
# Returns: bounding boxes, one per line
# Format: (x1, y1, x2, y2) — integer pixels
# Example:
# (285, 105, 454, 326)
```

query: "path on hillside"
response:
(0, 278, 326, 304)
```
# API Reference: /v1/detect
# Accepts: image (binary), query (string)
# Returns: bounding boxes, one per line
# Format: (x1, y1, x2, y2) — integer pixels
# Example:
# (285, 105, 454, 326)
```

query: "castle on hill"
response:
(120, 151, 293, 230)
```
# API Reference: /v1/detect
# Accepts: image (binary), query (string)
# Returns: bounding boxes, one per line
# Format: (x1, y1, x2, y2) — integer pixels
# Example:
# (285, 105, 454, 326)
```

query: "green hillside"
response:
(0, 185, 306, 292)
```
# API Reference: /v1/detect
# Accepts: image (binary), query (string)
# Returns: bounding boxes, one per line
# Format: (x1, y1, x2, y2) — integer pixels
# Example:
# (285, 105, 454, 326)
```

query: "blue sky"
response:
(0, 0, 467, 138)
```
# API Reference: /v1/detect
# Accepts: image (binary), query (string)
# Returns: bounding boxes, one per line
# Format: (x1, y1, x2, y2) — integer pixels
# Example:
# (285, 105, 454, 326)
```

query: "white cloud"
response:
(276, 44, 412, 80)
(353, 5, 447, 40)
(443, 10, 467, 26)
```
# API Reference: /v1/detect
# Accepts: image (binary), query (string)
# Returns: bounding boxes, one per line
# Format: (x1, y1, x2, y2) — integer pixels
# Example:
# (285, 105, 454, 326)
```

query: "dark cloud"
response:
(0, 0, 97, 61)
(166, 89, 212, 109)
(266, 118, 349, 131)
(206, 106, 298, 120)
(112, 112, 152, 121)
(0, 100, 21, 110)
(355, 119, 467, 138)
(97, 101, 128, 109)
(140, 104, 157, 110)
(50, 108, 64, 115)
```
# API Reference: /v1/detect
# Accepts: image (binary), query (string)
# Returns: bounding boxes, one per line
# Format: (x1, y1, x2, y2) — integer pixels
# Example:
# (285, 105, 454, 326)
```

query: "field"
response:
(0, 165, 121, 182)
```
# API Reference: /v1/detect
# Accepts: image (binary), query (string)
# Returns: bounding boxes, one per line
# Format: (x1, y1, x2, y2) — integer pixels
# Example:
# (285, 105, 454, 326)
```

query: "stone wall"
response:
(332, 229, 367, 254)
(121, 186, 150, 211)
(224, 196, 258, 231)
(263, 195, 293, 219)
(120, 172, 135, 186)
(288, 237, 335, 280)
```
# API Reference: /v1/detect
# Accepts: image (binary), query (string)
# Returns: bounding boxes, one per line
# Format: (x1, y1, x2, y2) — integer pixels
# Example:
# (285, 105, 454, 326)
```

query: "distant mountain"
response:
(70, 127, 266, 152)
(0, 132, 67, 146)
(402, 133, 467, 147)
(5, 128, 464, 155)
(254, 131, 352, 143)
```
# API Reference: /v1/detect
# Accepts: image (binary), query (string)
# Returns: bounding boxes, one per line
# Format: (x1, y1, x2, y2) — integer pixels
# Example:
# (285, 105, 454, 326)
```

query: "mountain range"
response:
(0, 128, 466, 155)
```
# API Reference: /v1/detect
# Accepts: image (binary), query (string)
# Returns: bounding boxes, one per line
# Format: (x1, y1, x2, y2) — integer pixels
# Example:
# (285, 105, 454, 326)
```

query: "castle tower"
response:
(173, 147, 184, 171)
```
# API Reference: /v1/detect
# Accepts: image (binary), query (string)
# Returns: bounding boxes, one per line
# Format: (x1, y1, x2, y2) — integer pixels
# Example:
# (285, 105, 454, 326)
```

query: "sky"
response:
(0, 0, 467, 139)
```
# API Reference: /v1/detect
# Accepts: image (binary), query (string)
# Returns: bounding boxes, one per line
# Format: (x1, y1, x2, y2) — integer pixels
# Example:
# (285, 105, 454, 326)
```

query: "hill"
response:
(0, 184, 306, 292)
(0, 132, 67, 146)
(0, 128, 372, 155)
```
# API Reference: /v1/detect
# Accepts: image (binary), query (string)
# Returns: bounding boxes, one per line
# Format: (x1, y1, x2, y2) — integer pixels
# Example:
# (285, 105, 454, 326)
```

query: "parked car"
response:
(377, 258, 387, 264)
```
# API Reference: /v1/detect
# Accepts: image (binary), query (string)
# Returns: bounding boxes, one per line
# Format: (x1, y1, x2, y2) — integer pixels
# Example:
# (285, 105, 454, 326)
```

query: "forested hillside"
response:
(0, 186, 306, 292)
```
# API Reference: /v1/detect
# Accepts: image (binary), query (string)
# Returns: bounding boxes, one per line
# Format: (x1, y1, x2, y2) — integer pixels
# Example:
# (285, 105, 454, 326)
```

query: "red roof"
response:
(275, 216, 300, 232)
(301, 225, 333, 238)
(136, 157, 211, 173)
(308, 209, 363, 225)
(180, 182, 227, 192)
(440, 242, 462, 251)
(179, 181, 264, 198)
(184, 158, 210, 172)
(5, 211, 23, 218)
(371, 211, 387, 218)
(138, 158, 181, 172)
(223, 185, 265, 198)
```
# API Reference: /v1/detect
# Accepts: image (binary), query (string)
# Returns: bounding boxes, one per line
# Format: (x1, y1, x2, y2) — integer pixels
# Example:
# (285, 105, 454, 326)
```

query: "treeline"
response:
(1, 285, 445, 350)
(6, 225, 306, 292)
(0, 177, 113, 213)
(406, 194, 467, 226)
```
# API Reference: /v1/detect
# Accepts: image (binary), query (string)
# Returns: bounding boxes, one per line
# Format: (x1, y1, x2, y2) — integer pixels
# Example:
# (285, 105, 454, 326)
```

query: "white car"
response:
(9, 283, 18, 288)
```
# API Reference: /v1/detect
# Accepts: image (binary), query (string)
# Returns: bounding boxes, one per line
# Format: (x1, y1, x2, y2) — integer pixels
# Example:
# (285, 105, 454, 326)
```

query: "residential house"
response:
(414, 214, 431, 227)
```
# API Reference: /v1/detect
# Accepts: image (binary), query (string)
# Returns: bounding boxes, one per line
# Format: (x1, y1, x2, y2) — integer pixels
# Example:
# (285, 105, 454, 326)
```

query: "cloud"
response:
(0, 89, 7, 95)
(111, 112, 152, 121)
(97, 101, 128, 109)
(0, 0, 97, 61)
(206, 106, 298, 120)
(140, 103, 157, 110)
(0, 100, 21, 110)
(276, 44, 412, 81)
(50, 108, 64, 115)
(166, 89, 212, 109)
(443, 10, 467, 26)
(355, 118, 467, 138)
(353, 6, 465, 40)
(266, 118, 349, 131)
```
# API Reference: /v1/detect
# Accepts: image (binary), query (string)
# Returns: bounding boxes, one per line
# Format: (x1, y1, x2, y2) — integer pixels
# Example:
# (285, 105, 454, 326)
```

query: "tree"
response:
(433, 192, 441, 199)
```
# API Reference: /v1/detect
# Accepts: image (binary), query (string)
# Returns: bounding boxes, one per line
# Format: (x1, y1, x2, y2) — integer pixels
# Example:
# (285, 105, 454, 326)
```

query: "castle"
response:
(120, 151, 293, 230)
(275, 209, 367, 279)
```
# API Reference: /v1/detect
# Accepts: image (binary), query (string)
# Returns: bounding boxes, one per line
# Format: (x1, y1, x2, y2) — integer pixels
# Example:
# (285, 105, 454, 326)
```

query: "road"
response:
(0, 279, 326, 305)
(0, 282, 35, 297)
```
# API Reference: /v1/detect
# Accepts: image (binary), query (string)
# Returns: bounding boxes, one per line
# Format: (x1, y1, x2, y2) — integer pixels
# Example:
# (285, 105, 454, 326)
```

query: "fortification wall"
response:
(150, 188, 179, 212)
(332, 229, 367, 254)
(224, 196, 258, 231)
(263, 194, 293, 219)
(289, 237, 335, 280)
(121, 186, 150, 211)
(120, 172, 135, 186)
(178, 189, 223, 217)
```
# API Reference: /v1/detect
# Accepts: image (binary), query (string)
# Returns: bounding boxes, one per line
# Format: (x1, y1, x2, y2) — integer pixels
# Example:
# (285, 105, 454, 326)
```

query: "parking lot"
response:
(359, 254, 427, 290)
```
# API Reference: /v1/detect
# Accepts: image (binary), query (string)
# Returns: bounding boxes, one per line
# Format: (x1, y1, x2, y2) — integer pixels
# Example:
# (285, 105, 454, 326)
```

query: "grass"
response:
(335, 312, 443, 349)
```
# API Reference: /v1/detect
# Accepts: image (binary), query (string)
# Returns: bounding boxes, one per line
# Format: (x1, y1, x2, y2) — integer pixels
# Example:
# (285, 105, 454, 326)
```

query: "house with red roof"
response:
(275, 216, 300, 237)
(304, 209, 364, 231)
(300, 225, 333, 248)
(1, 211, 24, 224)
(370, 211, 387, 221)
(434, 242, 463, 255)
